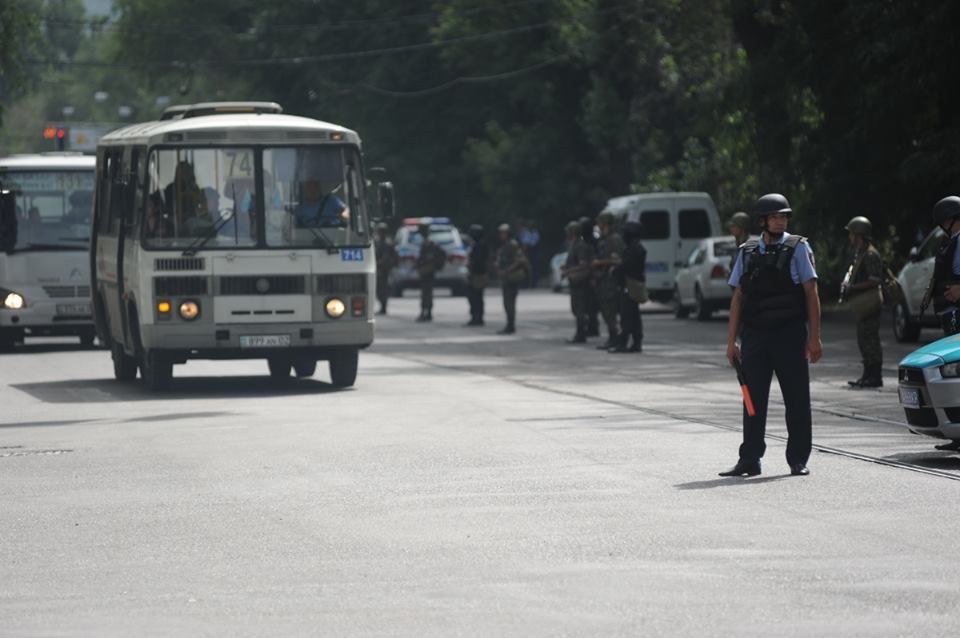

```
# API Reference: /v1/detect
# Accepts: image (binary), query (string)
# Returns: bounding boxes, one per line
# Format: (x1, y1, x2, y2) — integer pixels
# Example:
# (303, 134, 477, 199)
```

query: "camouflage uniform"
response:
(850, 244, 884, 367)
(416, 235, 445, 321)
(594, 230, 625, 344)
(374, 232, 397, 314)
(566, 234, 596, 341)
(497, 237, 525, 333)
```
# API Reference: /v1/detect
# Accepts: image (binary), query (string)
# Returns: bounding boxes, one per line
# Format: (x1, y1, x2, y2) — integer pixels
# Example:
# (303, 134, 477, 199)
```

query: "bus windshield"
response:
(144, 146, 368, 250)
(0, 170, 94, 250)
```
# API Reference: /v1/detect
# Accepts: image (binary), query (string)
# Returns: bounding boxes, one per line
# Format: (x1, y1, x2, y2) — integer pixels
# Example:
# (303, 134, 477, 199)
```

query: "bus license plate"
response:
(57, 303, 90, 316)
(899, 387, 921, 409)
(240, 335, 291, 348)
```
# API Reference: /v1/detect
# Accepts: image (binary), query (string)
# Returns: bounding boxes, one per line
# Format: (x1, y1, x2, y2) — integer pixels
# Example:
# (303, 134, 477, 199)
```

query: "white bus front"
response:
(0, 155, 96, 349)
(97, 137, 375, 389)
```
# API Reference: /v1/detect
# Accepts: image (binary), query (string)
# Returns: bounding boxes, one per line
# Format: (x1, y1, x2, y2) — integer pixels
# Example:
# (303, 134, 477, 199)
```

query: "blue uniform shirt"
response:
(951, 232, 960, 275)
(728, 232, 818, 288)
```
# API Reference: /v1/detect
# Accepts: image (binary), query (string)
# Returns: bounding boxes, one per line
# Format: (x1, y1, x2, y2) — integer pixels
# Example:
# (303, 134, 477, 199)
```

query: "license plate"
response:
(239, 335, 290, 348)
(56, 303, 90, 316)
(899, 386, 921, 409)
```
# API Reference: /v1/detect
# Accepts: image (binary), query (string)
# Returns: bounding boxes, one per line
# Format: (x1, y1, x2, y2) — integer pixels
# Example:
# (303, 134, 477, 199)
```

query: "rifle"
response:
(839, 263, 854, 303)
(919, 271, 936, 322)
(733, 357, 757, 417)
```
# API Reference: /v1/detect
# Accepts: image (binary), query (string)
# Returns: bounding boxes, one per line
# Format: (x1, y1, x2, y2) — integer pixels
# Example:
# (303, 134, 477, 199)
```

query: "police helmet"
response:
(467, 223, 484, 240)
(844, 216, 872, 236)
(932, 196, 960, 225)
(728, 211, 751, 230)
(752, 193, 792, 220)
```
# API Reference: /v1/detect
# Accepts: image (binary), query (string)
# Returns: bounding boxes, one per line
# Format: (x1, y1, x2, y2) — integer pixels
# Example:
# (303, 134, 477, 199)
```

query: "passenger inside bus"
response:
(144, 192, 173, 239)
(65, 190, 93, 225)
(163, 161, 210, 235)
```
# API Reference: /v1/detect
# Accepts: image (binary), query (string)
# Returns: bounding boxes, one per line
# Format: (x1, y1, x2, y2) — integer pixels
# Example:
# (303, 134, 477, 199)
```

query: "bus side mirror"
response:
(0, 190, 18, 253)
(909, 246, 920, 262)
(378, 182, 396, 218)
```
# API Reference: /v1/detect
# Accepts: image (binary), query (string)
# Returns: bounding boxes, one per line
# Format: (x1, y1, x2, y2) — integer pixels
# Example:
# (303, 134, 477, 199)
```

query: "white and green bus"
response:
(91, 102, 393, 390)
(0, 153, 97, 349)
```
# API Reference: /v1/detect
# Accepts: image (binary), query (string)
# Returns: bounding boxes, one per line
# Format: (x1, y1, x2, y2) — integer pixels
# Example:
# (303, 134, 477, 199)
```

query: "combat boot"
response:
(847, 365, 867, 388)
(567, 332, 587, 344)
(860, 364, 883, 388)
(416, 310, 429, 322)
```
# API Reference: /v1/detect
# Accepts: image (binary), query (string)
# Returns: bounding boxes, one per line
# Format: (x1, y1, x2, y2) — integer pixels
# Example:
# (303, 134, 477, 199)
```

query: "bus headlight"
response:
(325, 297, 346, 318)
(178, 300, 200, 321)
(2, 291, 25, 310)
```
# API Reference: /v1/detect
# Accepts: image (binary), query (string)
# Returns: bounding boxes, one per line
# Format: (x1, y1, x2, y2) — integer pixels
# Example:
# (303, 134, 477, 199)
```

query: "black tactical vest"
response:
(740, 236, 807, 328)
(933, 233, 960, 312)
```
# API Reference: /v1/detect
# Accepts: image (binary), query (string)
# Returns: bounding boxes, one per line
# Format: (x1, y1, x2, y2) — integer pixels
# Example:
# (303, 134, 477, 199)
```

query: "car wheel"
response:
(673, 286, 689, 319)
(694, 286, 712, 321)
(893, 302, 921, 342)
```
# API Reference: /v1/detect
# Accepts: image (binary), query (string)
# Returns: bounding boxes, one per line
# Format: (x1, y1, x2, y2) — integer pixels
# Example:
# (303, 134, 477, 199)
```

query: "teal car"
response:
(898, 334, 960, 444)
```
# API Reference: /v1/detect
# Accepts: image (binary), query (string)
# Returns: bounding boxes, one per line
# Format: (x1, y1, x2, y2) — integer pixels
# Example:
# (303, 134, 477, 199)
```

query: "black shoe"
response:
(567, 334, 587, 344)
(859, 377, 883, 388)
(596, 340, 616, 350)
(789, 464, 810, 476)
(608, 344, 628, 353)
(718, 461, 761, 477)
(586, 328, 600, 337)
(497, 325, 515, 335)
(465, 319, 484, 327)
(935, 440, 960, 451)
(416, 314, 429, 323)
(626, 344, 642, 353)
(847, 377, 865, 388)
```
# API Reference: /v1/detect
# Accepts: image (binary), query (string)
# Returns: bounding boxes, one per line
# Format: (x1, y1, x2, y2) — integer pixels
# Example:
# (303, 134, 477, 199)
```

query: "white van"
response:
(604, 192, 722, 303)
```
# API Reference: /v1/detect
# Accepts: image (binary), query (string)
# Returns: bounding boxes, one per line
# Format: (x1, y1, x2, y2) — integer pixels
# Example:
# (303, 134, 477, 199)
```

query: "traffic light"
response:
(42, 126, 68, 150)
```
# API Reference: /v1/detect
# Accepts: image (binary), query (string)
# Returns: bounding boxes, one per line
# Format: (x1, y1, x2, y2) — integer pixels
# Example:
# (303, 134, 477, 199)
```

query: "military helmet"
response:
(497, 223, 511, 234)
(621, 221, 643, 239)
(596, 211, 615, 225)
(932, 196, 960, 225)
(467, 223, 483, 240)
(844, 216, 872, 236)
(728, 211, 751, 230)
(752, 193, 792, 220)
(579, 218, 595, 239)
(565, 220, 579, 232)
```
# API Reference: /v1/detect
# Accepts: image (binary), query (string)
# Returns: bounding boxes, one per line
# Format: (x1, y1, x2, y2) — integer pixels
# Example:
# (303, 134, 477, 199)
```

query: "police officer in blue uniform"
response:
(720, 193, 823, 477)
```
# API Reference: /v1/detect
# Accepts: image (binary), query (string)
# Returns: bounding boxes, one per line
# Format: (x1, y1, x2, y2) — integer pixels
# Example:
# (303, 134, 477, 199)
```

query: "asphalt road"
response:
(2, 289, 959, 636)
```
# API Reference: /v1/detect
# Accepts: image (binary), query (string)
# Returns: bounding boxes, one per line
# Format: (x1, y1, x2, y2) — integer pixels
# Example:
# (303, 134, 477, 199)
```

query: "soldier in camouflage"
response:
(842, 216, 884, 388)
(562, 219, 596, 343)
(415, 222, 445, 322)
(374, 222, 397, 315)
(591, 211, 625, 350)
(496, 223, 527, 334)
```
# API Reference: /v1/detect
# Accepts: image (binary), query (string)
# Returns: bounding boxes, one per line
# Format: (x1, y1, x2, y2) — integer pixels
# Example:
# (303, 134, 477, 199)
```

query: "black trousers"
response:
(502, 282, 519, 327)
(420, 274, 434, 311)
(467, 284, 485, 322)
(376, 275, 390, 310)
(617, 291, 642, 347)
(738, 320, 812, 466)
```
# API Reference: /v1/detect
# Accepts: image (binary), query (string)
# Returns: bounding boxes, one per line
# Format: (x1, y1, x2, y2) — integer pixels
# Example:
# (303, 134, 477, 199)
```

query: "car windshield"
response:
(713, 241, 737, 257)
(144, 146, 368, 250)
(0, 170, 94, 250)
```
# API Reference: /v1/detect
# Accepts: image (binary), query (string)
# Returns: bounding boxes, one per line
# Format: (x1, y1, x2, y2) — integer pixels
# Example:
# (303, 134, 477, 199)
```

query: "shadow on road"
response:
(882, 451, 960, 470)
(2, 343, 103, 355)
(11, 376, 349, 403)
(0, 419, 100, 429)
(674, 474, 793, 490)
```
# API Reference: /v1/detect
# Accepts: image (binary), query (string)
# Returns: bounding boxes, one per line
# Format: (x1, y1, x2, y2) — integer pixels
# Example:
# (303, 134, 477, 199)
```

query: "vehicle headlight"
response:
(2, 292, 25, 310)
(178, 300, 200, 321)
(325, 297, 346, 318)
(941, 362, 960, 378)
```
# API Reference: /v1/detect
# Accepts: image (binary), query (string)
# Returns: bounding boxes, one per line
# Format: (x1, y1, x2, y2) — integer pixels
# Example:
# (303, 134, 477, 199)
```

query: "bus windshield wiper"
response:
(182, 186, 239, 257)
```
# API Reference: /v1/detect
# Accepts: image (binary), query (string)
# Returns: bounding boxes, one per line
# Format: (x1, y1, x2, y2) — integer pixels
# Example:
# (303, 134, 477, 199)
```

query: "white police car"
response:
(897, 334, 960, 444)
(388, 217, 469, 297)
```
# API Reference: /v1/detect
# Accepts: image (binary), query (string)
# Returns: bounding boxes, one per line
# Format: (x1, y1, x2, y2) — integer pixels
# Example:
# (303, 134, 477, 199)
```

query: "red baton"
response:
(733, 357, 757, 417)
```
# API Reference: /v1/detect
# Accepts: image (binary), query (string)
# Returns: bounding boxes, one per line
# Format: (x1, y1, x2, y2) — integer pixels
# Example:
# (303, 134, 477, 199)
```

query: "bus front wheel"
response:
(140, 350, 173, 391)
(328, 348, 358, 388)
(112, 343, 138, 381)
(293, 358, 317, 378)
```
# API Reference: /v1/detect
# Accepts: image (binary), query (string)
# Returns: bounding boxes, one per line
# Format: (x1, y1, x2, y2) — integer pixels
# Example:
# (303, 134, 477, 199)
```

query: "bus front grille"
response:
(317, 274, 366, 294)
(219, 275, 306, 295)
(155, 257, 205, 272)
(154, 276, 209, 296)
(43, 285, 90, 298)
